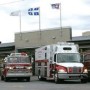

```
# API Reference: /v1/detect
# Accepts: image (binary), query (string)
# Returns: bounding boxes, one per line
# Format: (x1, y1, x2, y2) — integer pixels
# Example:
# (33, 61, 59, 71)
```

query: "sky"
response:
(0, 0, 90, 43)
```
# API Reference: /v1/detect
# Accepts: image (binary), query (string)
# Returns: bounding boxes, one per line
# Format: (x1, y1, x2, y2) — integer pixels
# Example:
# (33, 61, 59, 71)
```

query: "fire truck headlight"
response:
(9, 67, 13, 69)
(83, 69, 88, 73)
(27, 67, 31, 69)
(6, 66, 13, 69)
(58, 69, 67, 73)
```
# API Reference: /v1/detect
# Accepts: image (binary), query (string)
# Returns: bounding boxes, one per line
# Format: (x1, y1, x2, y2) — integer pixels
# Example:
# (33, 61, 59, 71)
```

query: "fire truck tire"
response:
(1, 75, 4, 81)
(38, 70, 43, 81)
(38, 75, 46, 81)
(38, 75, 42, 80)
(26, 77, 30, 82)
(4, 77, 9, 82)
(54, 73, 59, 84)
(81, 79, 88, 83)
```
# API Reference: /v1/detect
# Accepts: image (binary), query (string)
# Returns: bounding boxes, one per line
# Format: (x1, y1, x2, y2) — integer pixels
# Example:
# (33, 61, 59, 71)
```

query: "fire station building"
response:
(0, 27, 90, 60)
(0, 27, 71, 59)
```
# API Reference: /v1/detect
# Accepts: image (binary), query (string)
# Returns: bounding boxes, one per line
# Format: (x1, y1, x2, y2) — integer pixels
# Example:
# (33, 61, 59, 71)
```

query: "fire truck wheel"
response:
(38, 70, 43, 81)
(81, 79, 88, 83)
(26, 77, 30, 82)
(1, 75, 4, 81)
(54, 73, 59, 84)
(4, 77, 9, 82)
(38, 75, 42, 81)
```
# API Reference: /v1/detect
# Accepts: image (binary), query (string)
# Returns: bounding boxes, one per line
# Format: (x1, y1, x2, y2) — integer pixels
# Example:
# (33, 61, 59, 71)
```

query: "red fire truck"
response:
(35, 42, 88, 83)
(1, 53, 32, 82)
(81, 51, 90, 81)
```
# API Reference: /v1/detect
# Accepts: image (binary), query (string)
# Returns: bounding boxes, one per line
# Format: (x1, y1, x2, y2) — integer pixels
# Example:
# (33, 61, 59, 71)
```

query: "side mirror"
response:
(0, 63, 4, 68)
(54, 54, 56, 62)
(80, 55, 84, 63)
(31, 57, 34, 63)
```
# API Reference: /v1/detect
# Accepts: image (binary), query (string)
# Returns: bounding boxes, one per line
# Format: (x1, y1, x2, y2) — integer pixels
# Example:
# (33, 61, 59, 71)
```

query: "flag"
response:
(10, 10, 21, 16)
(28, 7, 39, 15)
(10, 10, 22, 39)
(51, 3, 60, 9)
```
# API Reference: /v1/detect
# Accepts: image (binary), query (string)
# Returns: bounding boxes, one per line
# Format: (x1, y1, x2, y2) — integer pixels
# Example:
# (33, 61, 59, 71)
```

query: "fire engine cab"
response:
(35, 42, 88, 83)
(1, 53, 32, 82)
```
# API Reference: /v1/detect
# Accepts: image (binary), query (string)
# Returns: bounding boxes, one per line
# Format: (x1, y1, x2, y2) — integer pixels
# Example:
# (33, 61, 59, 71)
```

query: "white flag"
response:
(10, 10, 21, 16)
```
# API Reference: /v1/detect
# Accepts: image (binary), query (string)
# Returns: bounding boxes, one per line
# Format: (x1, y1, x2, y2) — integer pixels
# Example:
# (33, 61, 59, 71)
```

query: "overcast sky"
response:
(0, 0, 90, 43)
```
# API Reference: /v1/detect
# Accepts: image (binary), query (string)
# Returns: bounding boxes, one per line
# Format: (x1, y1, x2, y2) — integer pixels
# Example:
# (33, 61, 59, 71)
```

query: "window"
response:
(54, 54, 56, 62)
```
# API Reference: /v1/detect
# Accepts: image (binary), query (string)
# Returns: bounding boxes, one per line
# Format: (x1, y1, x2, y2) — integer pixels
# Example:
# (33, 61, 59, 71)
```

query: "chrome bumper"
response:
(6, 73, 32, 77)
(57, 73, 88, 80)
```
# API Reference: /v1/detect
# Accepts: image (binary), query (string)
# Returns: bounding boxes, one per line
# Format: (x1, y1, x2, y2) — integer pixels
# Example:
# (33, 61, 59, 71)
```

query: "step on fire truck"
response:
(35, 42, 88, 83)
(1, 53, 32, 82)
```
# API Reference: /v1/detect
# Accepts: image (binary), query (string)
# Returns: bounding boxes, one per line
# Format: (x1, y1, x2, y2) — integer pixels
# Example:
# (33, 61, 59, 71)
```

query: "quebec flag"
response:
(28, 7, 39, 15)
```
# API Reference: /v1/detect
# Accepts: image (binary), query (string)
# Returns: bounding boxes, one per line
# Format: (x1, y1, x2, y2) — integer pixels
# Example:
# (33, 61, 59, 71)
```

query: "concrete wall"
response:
(15, 27, 72, 49)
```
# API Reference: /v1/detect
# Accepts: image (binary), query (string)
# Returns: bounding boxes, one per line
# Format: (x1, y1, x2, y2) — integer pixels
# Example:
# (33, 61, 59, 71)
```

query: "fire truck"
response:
(81, 51, 90, 81)
(35, 42, 88, 83)
(1, 53, 32, 82)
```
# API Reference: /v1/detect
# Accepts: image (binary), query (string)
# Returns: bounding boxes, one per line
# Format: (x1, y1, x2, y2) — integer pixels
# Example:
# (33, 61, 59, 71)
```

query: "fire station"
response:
(0, 27, 71, 59)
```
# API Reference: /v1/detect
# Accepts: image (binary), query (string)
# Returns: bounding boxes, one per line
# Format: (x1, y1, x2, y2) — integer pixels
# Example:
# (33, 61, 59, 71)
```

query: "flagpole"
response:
(60, 3, 62, 38)
(39, 7, 42, 46)
(19, 11, 22, 40)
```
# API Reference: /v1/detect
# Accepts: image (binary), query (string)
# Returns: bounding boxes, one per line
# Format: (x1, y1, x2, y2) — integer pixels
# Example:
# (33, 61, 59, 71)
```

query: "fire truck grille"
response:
(8, 69, 29, 73)
(68, 67, 82, 73)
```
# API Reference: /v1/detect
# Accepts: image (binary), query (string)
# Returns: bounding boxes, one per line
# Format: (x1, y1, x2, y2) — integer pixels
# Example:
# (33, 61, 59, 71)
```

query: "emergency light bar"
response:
(57, 42, 74, 45)
(10, 53, 27, 56)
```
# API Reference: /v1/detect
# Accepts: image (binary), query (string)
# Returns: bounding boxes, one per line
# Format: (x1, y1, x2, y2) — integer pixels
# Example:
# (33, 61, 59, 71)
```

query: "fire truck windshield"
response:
(57, 53, 80, 63)
(7, 57, 30, 63)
